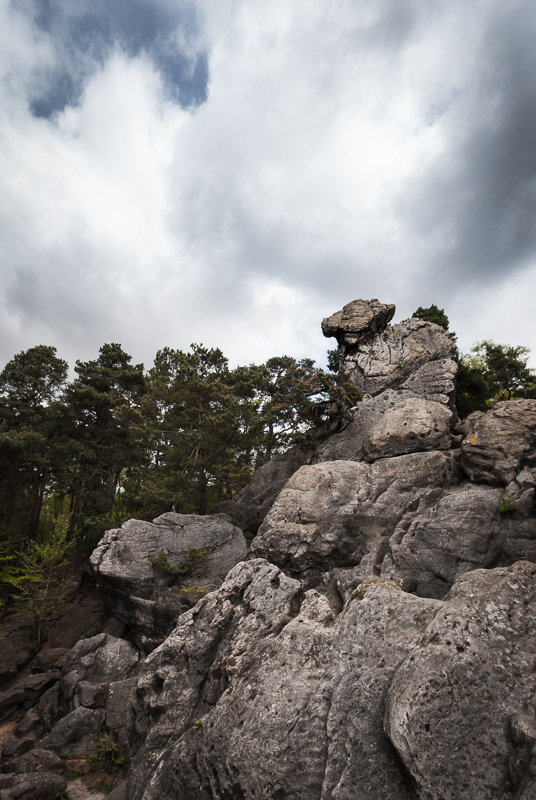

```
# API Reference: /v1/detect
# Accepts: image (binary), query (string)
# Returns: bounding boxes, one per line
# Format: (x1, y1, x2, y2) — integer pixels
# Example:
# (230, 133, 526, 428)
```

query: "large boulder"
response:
(321, 298, 395, 346)
(315, 389, 420, 463)
(385, 561, 536, 800)
(90, 513, 247, 650)
(363, 397, 453, 460)
(250, 452, 459, 577)
(461, 400, 536, 485)
(383, 487, 506, 597)
(0, 772, 67, 800)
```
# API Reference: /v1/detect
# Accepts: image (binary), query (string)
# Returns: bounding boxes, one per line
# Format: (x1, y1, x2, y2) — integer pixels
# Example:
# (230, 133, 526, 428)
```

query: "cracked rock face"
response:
(90, 514, 247, 651)
(461, 399, 536, 485)
(250, 452, 458, 576)
(341, 318, 458, 404)
(124, 559, 536, 800)
(385, 561, 536, 800)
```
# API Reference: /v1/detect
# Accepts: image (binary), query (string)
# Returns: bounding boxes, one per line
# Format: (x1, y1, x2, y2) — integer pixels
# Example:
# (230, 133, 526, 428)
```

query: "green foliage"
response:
(7, 514, 74, 644)
(192, 718, 201, 730)
(457, 341, 536, 418)
(497, 490, 518, 516)
(412, 304, 450, 331)
(89, 730, 125, 768)
(327, 349, 339, 372)
(147, 547, 212, 576)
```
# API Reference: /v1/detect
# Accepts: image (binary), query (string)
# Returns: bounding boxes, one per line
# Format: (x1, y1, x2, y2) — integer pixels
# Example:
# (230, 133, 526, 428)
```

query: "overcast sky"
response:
(2, 0, 536, 373)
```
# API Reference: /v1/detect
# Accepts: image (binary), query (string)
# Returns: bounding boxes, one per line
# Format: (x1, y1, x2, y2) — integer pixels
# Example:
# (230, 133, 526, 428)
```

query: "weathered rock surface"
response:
(386, 561, 536, 800)
(382, 486, 506, 596)
(0, 771, 67, 800)
(461, 399, 536, 485)
(340, 317, 458, 404)
(250, 452, 459, 578)
(123, 557, 536, 800)
(315, 389, 420, 463)
(363, 397, 453, 460)
(90, 514, 247, 650)
(321, 298, 396, 346)
(213, 446, 313, 537)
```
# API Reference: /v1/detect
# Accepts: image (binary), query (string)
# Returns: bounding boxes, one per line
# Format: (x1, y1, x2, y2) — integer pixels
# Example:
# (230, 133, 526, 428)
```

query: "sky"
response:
(1, 0, 536, 373)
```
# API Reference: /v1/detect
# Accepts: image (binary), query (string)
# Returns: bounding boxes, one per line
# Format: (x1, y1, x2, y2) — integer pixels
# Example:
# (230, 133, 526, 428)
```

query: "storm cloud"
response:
(1, 0, 536, 372)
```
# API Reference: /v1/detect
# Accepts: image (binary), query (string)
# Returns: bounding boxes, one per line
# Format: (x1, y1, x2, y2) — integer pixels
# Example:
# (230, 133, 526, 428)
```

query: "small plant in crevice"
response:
(192, 717, 201, 730)
(89, 730, 126, 769)
(497, 490, 518, 516)
(147, 547, 212, 577)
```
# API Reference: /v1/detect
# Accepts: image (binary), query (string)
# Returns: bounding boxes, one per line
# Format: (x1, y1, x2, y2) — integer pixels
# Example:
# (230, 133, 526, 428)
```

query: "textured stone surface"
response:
(1, 748, 65, 775)
(123, 561, 536, 800)
(0, 772, 67, 800)
(461, 399, 536, 485)
(91, 513, 247, 650)
(341, 318, 458, 404)
(383, 487, 506, 597)
(127, 560, 302, 798)
(315, 389, 419, 463)
(363, 397, 453, 461)
(250, 452, 458, 576)
(385, 561, 536, 800)
(321, 298, 396, 346)
(40, 706, 106, 758)
(213, 446, 313, 537)
(0, 613, 36, 685)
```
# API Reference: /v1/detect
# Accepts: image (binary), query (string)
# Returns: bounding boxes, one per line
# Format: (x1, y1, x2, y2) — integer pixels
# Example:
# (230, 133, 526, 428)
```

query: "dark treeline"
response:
(0, 342, 361, 559)
(2, 305, 535, 565)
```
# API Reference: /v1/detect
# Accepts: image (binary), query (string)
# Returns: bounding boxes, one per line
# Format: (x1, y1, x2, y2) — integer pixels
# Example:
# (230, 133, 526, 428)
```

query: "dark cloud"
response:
(15, 0, 208, 117)
(401, 0, 536, 291)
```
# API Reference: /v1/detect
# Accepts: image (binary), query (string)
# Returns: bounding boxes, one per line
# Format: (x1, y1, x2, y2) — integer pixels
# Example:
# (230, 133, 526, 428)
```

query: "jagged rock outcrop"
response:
(123, 558, 536, 800)
(3, 297, 536, 799)
(461, 400, 536, 484)
(250, 452, 459, 579)
(363, 396, 453, 460)
(386, 561, 536, 800)
(90, 513, 247, 651)
(323, 300, 458, 405)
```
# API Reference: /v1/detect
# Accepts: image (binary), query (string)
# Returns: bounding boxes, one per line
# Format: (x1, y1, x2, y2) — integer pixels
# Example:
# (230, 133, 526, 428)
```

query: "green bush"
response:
(89, 730, 125, 768)
(497, 491, 518, 516)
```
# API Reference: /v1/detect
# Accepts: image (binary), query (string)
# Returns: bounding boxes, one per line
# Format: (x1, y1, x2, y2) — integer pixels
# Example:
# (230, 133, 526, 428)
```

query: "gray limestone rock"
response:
(105, 678, 137, 747)
(124, 560, 441, 800)
(321, 298, 396, 346)
(341, 318, 458, 404)
(383, 487, 506, 597)
(363, 397, 453, 461)
(90, 514, 247, 650)
(315, 389, 420, 463)
(384, 481, 536, 598)
(40, 706, 106, 758)
(0, 772, 67, 800)
(213, 446, 313, 537)
(1, 748, 64, 775)
(127, 559, 302, 796)
(250, 452, 458, 577)
(461, 399, 536, 485)
(385, 561, 536, 800)
(61, 633, 139, 684)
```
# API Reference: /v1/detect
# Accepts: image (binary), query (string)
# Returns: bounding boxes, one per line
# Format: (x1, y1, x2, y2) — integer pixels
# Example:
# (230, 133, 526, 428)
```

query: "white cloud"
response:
(1, 0, 536, 375)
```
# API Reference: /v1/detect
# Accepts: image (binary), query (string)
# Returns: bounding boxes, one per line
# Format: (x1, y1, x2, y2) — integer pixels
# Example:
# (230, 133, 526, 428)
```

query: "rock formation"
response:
(2, 298, 536, 800)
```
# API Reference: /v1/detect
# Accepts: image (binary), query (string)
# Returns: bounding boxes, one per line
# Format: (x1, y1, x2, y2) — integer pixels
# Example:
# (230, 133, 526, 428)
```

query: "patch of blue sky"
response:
(17, 0, 209, 117)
